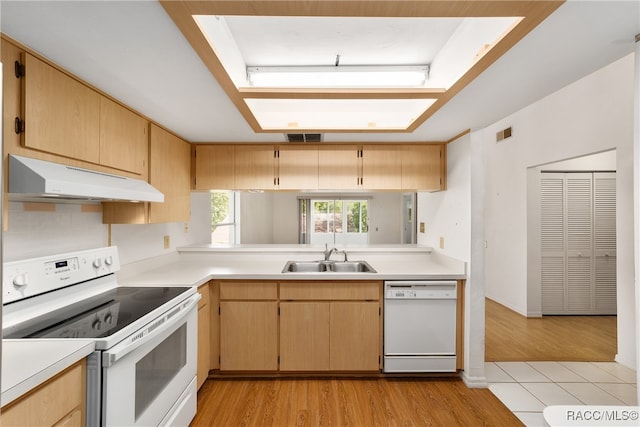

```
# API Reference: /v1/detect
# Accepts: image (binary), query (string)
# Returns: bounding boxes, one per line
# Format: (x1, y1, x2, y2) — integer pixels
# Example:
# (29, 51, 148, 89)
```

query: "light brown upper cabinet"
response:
(361, 145, 402, 190)
(193, 144, 235, 190)
(277, 145, 319, 190)
(103, 124, 191, 224)
(318, 145, 360, 189)
(99, 97, 148, 175)
(402, 144, 445, 191)
(234, 145, 277, 190)
(148, 124, 191, 223)
(21, 52, 101, 164)
(20, 52, 150, 176)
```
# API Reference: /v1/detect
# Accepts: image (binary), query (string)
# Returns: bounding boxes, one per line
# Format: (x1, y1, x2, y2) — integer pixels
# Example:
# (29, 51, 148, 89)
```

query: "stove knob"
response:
(93, 258, 103, 269)
(92, 319, 102, 330)
(104, 313, 113, 324)
(12, 273, 29, 288)
(105, 256, 113, 266)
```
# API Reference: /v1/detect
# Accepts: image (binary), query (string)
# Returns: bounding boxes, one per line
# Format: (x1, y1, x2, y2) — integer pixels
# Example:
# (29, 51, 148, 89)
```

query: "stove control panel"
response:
(3, 246, 121, 304)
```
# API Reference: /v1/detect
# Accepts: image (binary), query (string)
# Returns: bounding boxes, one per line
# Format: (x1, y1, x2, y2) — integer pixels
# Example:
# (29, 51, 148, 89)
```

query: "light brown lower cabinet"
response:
(329, 302, 380, 371)
(1, 360, 86, 427)
(215, 280, 382, 373)
(279, 300, 380, 372)
(219, 301, 279, 371)
(279, 302, 330, 371)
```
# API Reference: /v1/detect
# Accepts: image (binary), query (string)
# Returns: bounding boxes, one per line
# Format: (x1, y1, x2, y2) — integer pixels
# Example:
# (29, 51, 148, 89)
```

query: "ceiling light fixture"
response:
(246, 65, 430, 88)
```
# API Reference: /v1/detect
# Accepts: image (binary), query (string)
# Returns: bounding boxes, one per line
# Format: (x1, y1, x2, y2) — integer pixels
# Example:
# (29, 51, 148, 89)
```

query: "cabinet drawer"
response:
(280, 281, 380, 300)
(219, 281, 278, 300)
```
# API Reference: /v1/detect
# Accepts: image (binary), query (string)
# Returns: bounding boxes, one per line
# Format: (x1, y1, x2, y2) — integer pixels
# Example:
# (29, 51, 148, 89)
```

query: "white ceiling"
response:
(1, 0, 639, 143)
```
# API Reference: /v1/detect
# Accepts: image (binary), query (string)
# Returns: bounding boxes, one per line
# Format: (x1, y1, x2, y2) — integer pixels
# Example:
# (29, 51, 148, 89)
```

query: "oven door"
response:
(99, 294, 198, 427)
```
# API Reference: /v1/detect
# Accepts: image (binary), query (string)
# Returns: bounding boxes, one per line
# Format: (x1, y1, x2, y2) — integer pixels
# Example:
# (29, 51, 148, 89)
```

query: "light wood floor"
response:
(191, 377, 523, 426)
(485, 298, 617, 361)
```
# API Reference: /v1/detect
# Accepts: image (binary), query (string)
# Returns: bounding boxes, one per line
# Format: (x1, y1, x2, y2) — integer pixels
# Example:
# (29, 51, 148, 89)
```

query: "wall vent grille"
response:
(286, 133, 323, 143)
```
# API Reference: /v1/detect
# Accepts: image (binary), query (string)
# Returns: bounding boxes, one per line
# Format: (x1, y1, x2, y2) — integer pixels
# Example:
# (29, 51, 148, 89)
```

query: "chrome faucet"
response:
(323, 244, 348, 262)
(323, 243, 337, 261)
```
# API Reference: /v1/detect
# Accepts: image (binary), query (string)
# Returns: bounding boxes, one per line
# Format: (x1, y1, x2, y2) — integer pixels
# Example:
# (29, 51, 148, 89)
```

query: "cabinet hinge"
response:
(277, 356, 280, 365)
(277, 307, 280, 316)
(219, 356, 221, 364)
(14, 61, 25, 78)
(218, 307, 221, 315)
(379, 307, 381, 316)
(14, 117, 25, 135)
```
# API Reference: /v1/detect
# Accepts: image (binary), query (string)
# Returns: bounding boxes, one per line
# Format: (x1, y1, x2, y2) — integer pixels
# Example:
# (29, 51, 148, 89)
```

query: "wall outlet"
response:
(419, 222, 425, 233)
(163, 235, 170, 249)
(439, 236, 445, 249)
(184, 222, 189, 233)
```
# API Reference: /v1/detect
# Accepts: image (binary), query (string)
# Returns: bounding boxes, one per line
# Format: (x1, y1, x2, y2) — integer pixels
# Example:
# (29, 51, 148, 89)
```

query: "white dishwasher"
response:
(383, 280, 457, 373)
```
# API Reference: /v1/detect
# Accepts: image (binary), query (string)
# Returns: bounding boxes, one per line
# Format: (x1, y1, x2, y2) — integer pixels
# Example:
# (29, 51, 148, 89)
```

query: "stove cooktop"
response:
(3, 286, 191, 340)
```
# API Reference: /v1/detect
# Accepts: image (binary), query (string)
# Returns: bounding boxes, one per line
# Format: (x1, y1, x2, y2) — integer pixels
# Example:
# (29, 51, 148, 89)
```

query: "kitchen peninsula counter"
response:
(118, 245, 466, 287)
(1, 339, 95, 406)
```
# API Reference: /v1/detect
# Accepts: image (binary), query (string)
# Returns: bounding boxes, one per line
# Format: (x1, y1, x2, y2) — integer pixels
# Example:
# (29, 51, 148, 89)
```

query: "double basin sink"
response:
(282, 260, 377, 273)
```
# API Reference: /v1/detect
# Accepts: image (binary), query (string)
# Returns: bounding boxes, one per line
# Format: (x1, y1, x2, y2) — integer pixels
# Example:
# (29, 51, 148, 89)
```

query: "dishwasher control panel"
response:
(384, 281, 457, 299)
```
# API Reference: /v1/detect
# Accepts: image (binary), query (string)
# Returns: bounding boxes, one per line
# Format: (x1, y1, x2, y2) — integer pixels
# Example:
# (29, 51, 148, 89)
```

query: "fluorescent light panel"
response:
(245, 98, 436, 130)
(246, 65, 430, 88)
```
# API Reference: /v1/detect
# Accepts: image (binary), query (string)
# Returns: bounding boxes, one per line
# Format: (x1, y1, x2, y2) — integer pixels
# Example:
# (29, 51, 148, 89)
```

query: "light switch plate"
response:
(164, 235, 170, 249)
(439, 236, 445, 249)
(419, 222, 425, 233)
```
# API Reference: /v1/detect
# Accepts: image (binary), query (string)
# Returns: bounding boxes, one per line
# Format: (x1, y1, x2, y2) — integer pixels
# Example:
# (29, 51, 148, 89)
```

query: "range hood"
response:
(9, 155, 164, 203)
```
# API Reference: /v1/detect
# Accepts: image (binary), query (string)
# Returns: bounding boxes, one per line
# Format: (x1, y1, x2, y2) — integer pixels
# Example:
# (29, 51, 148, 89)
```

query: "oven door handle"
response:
(102, 293, 200, 367)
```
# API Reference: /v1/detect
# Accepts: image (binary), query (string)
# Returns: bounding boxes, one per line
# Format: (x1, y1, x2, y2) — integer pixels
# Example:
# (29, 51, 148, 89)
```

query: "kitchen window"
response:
(211, 190, 239, 244)
(299, 198, 369, 245)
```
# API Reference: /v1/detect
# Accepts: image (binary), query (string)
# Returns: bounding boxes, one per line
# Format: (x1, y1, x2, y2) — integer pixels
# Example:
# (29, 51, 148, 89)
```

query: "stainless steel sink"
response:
(282, 260, 376, 273)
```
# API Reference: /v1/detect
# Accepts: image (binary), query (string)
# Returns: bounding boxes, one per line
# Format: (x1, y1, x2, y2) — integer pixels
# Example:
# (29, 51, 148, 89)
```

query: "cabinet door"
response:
(197, 284, 211, 389)
(330, 302, 380, 371)
(318, 145, 360, 189)
(148, 124, 191, 223)
(219, 301, 278, 371)
(22, 52, 101, 164)
(361, 145, 402, 189)
(280, 302, 330, 371)
(402, 145, 444, 191)
(99, 97, 148, 175)
(234, 145, 276, 190)
(277, 145, 319, 190)
(194, 145, 235, 190)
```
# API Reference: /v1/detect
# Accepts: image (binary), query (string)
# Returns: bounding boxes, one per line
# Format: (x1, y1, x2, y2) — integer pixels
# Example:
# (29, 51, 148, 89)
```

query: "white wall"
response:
(368, 193, 403, 244)
(417, 133, 487, 386)
(4, 192, 212, 265)
(240, 192, 275, 243)
(483, 53, 636, 368)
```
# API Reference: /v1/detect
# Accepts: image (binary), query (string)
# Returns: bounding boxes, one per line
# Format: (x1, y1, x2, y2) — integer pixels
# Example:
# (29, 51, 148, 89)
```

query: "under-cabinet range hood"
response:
(9, 155, 164, 203)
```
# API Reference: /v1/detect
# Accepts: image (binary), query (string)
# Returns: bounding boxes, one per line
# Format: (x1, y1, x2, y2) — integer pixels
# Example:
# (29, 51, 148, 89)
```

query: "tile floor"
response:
(487, 361, 638, 426)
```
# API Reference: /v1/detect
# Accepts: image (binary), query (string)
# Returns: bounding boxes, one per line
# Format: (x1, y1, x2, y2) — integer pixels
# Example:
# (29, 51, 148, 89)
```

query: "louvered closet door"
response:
(565, 174, 593, 314)
(593, 173, 616, 314)
(541, 174, 566, 314)
(540, 172, 617, 315)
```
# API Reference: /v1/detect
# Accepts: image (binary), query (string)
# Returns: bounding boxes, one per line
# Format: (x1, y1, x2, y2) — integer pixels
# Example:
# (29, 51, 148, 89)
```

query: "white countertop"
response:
(1, 339, 95, 406)
(119, 245, 466, 287)
(0, 245, 465, 407)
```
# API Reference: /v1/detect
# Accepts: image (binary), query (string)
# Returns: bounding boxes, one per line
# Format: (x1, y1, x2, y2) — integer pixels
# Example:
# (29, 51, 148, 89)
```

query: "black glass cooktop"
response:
(3, 286, 190, 339)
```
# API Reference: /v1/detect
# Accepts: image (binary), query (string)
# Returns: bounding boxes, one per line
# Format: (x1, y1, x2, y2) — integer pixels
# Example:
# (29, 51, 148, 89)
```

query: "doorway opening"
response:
(486, 150, 618, 362)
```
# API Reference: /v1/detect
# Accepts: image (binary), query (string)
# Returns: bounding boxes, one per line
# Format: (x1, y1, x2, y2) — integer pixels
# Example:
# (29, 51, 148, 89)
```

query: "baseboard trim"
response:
(461, 371, 488, 388)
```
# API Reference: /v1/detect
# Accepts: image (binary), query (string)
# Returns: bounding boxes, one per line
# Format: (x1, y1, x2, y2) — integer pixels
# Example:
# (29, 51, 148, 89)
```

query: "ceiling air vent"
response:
(286, 133, 323, 143)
